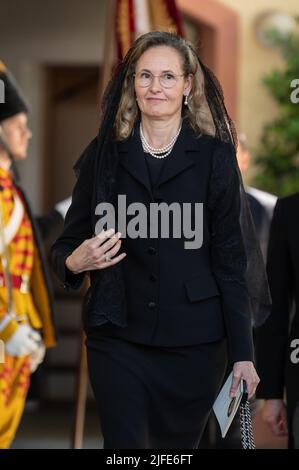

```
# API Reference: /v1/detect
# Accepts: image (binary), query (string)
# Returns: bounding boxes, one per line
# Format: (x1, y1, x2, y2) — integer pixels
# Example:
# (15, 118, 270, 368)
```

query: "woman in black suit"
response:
(51, 32, 264, 449)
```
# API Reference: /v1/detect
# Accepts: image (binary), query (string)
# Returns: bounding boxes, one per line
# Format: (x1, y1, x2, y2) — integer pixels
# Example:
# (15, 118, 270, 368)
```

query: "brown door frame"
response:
(177, 0, 239, 123)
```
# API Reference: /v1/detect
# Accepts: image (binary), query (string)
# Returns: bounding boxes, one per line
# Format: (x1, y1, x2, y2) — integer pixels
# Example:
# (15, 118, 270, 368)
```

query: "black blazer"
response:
(256, 193, 299, 445)
(51, 120, 253, 364)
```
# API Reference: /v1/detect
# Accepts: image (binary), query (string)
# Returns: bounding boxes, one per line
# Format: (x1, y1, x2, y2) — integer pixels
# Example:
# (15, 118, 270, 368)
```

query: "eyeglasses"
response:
(133, 71, 185, 89)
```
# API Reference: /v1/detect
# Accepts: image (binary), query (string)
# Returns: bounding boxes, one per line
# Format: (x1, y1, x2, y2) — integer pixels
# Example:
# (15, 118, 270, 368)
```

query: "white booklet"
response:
(212, 371, 245, 438)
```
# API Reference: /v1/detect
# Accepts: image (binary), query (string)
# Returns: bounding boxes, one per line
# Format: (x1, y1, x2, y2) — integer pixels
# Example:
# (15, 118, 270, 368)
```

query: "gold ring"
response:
(105, 254, 111, 262)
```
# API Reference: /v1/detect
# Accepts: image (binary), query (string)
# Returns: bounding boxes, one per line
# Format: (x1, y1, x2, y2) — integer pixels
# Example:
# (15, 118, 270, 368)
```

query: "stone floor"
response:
(10, 401, 287, 449)
(11, 402, 103, 449)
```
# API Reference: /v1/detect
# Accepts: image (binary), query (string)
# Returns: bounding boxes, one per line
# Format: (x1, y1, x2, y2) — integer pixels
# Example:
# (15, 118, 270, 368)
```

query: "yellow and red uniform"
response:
(0, 166, 56, 448)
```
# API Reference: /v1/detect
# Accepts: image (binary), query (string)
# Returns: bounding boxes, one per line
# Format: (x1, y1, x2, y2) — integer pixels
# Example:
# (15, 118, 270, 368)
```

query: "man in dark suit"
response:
(256, 193, 299, 449)
(237, 133, 277, 260)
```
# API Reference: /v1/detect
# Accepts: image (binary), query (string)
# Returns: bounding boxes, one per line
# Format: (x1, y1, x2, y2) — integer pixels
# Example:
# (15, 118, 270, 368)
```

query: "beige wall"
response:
(1, 0, 299, 206)
(217, 0, 299, 154)
(0, 0, 109, 211)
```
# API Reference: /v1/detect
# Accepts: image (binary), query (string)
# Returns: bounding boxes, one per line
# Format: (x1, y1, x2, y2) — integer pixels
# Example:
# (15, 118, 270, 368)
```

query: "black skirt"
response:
(86, 334, 227, 449)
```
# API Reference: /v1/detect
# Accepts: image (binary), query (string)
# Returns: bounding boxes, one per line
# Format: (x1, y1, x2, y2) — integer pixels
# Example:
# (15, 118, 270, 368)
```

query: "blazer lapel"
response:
(156, 120, 197, 188)
(118, 124, 152, 197)
(117, 119, 200, 198)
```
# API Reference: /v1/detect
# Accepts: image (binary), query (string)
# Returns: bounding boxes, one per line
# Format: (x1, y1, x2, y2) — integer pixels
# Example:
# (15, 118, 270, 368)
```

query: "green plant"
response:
(253, 18, 299, 196)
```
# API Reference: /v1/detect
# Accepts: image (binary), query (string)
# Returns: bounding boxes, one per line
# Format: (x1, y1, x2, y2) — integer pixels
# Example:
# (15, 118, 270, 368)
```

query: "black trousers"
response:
(86, 334, 227, 449)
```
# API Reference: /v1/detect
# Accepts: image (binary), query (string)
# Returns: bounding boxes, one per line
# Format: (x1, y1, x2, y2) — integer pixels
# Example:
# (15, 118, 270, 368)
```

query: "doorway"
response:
(43, 65, 100, 211)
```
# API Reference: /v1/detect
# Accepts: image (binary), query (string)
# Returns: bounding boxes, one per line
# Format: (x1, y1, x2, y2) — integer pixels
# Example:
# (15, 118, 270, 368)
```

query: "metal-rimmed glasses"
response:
(133, 71, 185, 88)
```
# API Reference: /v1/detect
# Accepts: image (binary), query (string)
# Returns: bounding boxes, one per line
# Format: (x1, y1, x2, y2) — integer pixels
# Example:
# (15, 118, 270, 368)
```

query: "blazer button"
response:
(147, 246, 157, 255)
(148, 301, 157, 309)
(149, 274, 157, 282)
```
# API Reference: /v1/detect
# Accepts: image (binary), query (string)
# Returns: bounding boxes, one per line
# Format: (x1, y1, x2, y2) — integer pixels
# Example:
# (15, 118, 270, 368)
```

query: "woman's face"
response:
(134, 46, 192, 121)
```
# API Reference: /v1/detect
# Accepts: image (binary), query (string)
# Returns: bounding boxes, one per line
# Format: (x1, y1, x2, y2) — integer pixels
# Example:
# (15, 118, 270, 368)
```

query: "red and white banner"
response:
(115, 0, 185, 61)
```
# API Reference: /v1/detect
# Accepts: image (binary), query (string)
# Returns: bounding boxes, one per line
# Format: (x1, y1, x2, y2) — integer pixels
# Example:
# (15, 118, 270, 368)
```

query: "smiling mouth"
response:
(147, 98, 165, 102)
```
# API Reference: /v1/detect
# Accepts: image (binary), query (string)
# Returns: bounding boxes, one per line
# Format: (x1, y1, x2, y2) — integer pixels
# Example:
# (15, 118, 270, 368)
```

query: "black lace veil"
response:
(74, 33, 271, 328)
(198, 58, 272, 327)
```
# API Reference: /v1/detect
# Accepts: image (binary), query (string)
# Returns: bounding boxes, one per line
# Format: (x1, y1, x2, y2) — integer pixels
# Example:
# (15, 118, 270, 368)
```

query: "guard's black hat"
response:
(0, 60, 29, 123)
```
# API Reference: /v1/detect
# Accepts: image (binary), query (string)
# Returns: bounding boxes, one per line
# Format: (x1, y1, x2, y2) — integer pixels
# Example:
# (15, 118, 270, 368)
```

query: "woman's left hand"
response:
(230, 361, 260, 399)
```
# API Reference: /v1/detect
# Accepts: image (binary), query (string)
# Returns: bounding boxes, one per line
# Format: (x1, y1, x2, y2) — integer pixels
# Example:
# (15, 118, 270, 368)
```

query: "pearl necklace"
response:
(140, 121, 182, 159)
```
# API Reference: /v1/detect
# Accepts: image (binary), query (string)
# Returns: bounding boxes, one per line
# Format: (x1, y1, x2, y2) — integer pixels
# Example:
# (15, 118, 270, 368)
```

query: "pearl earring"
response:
(184, 94, 188, 106)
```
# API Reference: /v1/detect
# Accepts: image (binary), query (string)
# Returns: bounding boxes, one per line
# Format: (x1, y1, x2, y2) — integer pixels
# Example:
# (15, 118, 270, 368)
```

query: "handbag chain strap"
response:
(239, 400, 256, 449)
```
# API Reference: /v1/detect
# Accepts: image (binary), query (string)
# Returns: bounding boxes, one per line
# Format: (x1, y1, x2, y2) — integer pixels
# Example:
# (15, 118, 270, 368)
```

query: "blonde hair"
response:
(113, 31, 216, 140)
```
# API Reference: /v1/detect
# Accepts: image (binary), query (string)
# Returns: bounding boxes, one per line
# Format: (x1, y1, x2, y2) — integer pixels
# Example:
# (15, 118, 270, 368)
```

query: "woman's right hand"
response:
(65, 228, 126, 274)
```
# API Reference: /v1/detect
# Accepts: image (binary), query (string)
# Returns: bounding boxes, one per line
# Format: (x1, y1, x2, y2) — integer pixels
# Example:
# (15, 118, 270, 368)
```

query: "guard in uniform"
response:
(0, 61, 60, 448)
